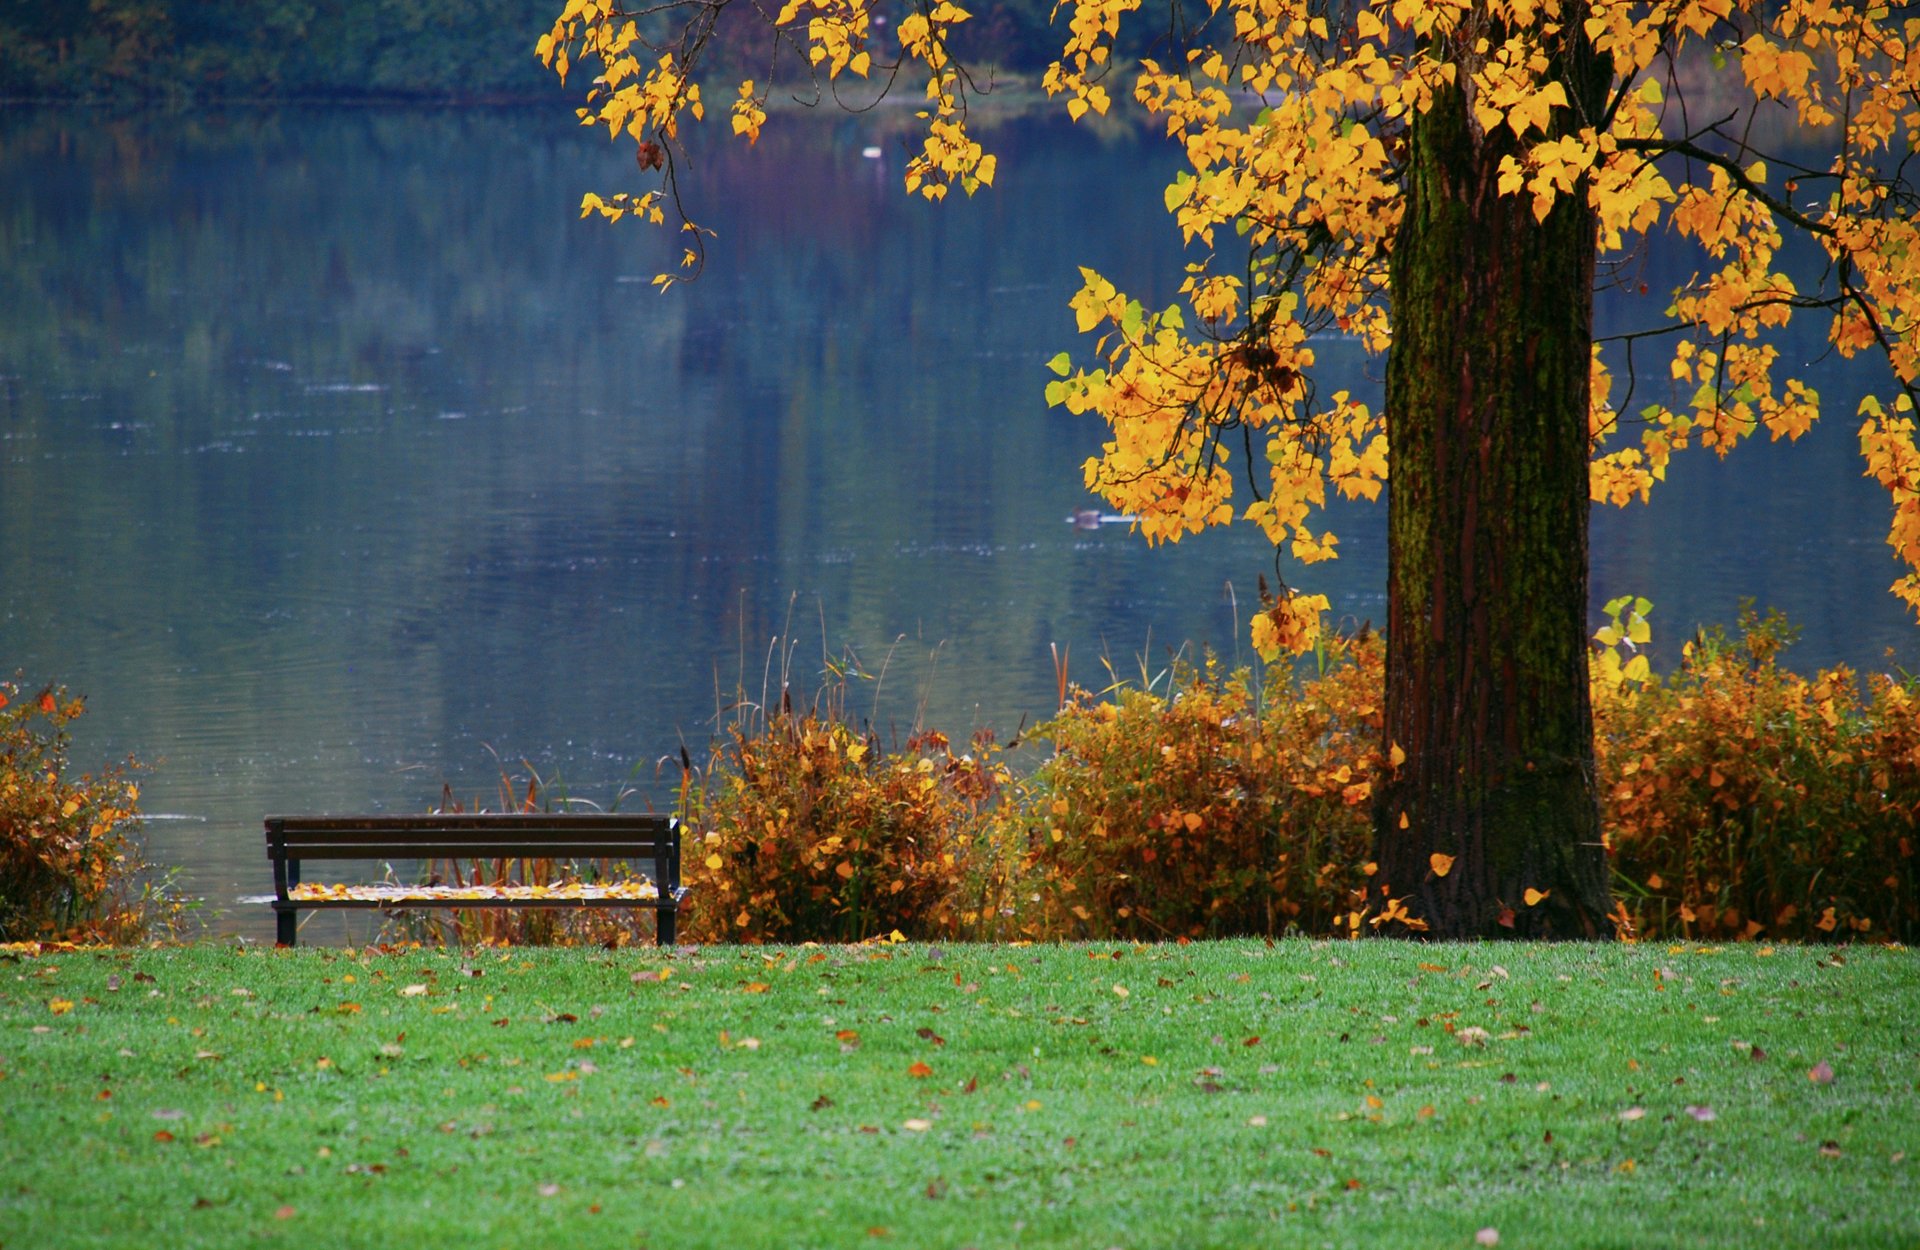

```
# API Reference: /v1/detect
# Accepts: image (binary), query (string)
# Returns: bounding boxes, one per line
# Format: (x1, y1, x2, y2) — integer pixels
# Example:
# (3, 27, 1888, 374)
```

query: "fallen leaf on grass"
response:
(1619, 1106, 1646, 1121)
(742, 982, 770, 994)
(399, 984, 428, 997)
(1684, 1105, 1717, 1122)
(1818, 1140, 1843, 1158)
(1476, 1230, 1500, 1247)
(907, 1061, 934, 1078)
(903, 1119, 932, 1132)
(274, 1206, 296, 1220)
(1808, 1060, 1836, 1085)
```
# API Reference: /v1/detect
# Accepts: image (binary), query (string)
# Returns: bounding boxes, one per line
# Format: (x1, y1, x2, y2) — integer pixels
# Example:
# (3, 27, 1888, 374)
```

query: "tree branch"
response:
(1614, 135, 1835, 239)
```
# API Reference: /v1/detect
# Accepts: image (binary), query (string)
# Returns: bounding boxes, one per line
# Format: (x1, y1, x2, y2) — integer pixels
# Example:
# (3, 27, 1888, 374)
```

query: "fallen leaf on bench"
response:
(288, 880, 660, 903)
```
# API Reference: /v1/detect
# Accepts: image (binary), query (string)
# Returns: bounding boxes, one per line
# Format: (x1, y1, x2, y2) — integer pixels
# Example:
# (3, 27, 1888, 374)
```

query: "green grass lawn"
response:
(1, 938, 1914, 1249)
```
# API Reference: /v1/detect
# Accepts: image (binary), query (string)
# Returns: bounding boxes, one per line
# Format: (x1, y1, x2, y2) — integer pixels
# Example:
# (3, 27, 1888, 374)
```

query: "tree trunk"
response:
(1374, 31, 1617, 939)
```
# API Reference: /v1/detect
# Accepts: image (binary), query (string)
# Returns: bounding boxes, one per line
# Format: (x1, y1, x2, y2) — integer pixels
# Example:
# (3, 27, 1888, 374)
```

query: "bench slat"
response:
(267, 813, 672, 829)
(268, 843, 672, 859)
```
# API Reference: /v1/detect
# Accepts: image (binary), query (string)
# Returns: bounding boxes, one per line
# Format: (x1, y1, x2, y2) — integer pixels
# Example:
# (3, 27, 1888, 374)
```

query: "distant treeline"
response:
(1, 0, 1204, 102)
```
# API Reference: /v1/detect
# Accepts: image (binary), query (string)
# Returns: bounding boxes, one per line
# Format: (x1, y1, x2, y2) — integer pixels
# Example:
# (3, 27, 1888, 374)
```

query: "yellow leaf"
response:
(1524, 888, 1550, 907)
(1430, 853, 1455, 878)
(705, 853, 723, 871)
(742, 982, 771, 993)
(835, 861, 855, 879)
(1389, 742, 1406, 768)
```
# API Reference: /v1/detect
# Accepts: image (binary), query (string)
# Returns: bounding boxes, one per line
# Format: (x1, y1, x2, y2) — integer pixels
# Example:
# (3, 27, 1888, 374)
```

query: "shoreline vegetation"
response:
(8, 605, 1915, 950)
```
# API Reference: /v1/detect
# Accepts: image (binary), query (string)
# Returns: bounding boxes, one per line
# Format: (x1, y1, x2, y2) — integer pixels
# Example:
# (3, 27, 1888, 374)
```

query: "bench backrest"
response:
(265, 813, 680, 895)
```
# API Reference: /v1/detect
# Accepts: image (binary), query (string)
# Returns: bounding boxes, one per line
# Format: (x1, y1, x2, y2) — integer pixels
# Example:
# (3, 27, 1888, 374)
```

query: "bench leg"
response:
(277, 908, 298, 947)
(656, 904, 675, 948)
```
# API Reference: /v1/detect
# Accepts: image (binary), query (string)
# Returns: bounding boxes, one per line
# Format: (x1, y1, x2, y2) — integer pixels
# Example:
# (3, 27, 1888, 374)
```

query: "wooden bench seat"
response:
(264, 813, 684, 946)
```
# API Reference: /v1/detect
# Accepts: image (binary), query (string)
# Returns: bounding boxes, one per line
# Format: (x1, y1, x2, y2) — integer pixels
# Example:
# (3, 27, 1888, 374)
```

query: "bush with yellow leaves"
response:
(0, 680, 181, 943)
(681, 712, 1006, 944)
(1012, 638, 1381, 941)
(1595, 604, 1920, 944)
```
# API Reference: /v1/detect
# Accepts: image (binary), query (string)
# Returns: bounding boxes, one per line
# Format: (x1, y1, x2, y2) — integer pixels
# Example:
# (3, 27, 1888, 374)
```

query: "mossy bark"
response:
(1374, 27, 1616, 939)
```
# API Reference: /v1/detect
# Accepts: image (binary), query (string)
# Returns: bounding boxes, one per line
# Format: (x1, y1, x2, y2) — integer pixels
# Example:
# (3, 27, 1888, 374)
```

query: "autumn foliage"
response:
(0, 680, 177, 943)
(1595, 606, 1920, 943)
(679, 713, 1010, 944)
(1019, 643, 1380, 941)
(640, 610, 1913, 948)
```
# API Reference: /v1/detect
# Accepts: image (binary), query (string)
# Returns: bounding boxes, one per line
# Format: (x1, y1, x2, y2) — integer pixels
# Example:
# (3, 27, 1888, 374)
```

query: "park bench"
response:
(264, 813, 683, 947)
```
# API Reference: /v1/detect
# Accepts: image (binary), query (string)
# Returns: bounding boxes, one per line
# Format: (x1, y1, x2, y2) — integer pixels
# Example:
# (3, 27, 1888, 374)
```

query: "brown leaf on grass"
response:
(907, 1061, 934, 1078)
(1818, 1140, 1843, 1158)
(809, 1095, 833, 1111)
(1808, 1060, 1836, 1085)
(915, 1027, 946, 1046)
(274, 1206, 296, 1220)
(742, 982, 771, 994)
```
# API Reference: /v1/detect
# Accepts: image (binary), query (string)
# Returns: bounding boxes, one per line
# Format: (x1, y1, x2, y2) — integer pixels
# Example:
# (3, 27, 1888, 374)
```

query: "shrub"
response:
(681, 713, 1003, 944)
(1594, 605, 1920, 943)
(0, 680, 180, 944)
(1014, 638, 1381, 940)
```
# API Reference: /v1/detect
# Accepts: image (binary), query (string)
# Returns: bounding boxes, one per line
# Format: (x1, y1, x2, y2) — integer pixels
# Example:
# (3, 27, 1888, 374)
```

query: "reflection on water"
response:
(0, 106, 1911, 938)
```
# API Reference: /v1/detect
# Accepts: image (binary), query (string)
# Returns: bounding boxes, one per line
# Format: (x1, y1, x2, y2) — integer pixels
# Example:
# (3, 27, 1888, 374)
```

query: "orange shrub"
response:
(681, 714, 1003, 943)
(0, 680, 179, 943)
(1014, 639, 1381, 940)
(1595, 606, 1920, 943)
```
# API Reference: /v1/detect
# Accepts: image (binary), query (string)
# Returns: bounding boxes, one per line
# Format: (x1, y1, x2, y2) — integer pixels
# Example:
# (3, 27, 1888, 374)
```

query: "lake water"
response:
(2, 105, 1913, 940)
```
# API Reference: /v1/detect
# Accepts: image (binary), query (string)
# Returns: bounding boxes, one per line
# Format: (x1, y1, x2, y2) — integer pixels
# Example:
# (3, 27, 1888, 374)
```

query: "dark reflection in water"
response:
(0, 106, 1911, 936)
